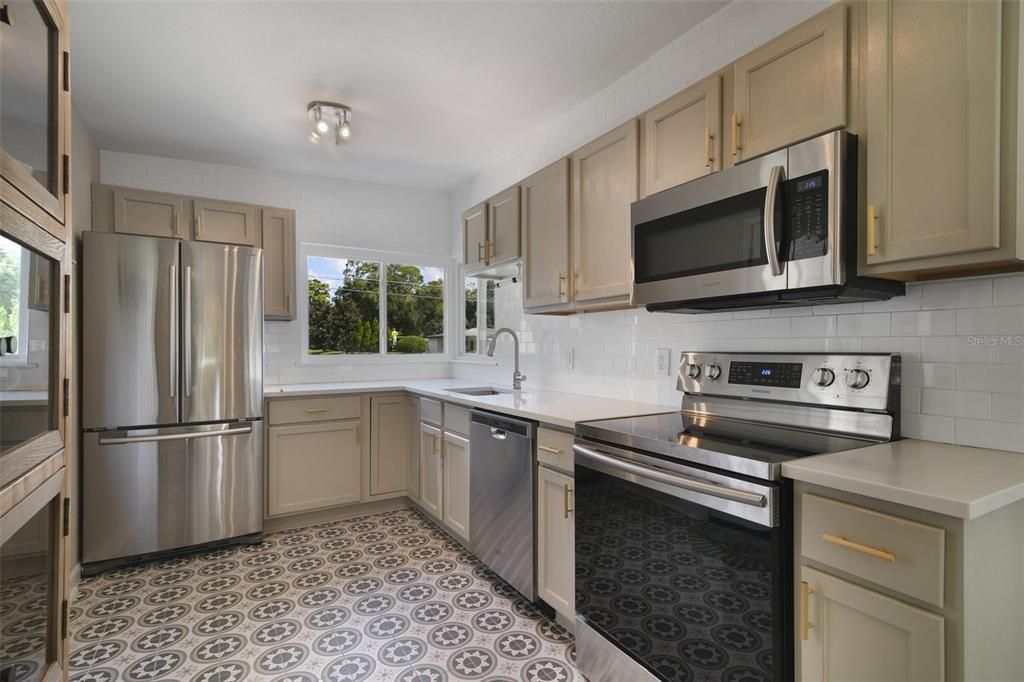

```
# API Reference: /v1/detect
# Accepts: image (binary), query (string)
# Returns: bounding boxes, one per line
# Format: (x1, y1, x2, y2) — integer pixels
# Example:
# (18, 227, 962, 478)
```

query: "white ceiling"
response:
(70, 1, 726, 190)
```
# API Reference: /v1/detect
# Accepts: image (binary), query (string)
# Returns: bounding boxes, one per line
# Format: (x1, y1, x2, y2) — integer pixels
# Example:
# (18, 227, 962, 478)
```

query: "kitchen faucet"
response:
(486, 327, 526, 391)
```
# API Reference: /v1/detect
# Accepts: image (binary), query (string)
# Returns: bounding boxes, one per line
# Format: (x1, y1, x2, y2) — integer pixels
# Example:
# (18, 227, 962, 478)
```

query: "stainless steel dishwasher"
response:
(470, 409, 536, 600)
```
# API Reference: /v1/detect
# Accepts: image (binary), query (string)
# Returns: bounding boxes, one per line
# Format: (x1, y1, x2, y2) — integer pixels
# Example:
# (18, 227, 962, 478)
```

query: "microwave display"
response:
(730, 361, 804, 388)
(785, 170, 829, 261)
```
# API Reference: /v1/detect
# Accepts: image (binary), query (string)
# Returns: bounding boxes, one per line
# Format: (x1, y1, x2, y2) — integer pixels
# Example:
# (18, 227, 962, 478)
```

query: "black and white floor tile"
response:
(67, 508, 580, 682)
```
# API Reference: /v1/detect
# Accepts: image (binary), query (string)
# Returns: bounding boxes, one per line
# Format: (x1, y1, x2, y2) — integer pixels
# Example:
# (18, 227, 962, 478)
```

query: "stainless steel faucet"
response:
(486, 327, 527, 391)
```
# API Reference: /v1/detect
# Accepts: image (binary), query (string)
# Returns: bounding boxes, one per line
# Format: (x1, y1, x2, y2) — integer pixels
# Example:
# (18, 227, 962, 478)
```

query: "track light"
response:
(307, 101, 352, 146)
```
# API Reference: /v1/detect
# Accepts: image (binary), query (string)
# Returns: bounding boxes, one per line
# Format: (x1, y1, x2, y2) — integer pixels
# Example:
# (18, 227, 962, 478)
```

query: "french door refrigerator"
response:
(81, 231, 264, 572)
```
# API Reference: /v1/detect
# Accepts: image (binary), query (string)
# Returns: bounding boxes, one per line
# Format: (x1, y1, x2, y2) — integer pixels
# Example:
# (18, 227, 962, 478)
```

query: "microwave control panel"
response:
(785, 170, 829, 261)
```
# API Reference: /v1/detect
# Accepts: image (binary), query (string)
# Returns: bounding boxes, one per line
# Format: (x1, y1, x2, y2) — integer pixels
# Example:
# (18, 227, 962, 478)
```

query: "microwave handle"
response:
(763, 165, 785, 277)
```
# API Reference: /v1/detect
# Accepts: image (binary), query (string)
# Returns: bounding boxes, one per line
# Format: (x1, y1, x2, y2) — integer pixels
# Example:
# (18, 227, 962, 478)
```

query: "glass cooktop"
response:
(575, 411, 877, 481)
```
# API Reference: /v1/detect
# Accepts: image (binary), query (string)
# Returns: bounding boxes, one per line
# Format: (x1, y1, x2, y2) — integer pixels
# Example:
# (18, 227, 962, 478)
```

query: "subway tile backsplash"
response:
(452, 275, 1024, 454)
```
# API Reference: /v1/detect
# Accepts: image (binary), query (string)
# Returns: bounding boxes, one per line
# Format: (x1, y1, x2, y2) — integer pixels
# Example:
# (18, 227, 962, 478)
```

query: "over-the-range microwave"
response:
(630, 130, 904, 312)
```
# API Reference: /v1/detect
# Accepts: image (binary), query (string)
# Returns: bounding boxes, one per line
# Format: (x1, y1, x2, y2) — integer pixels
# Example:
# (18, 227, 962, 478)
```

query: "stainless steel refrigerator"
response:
(81, 231, 264, 571)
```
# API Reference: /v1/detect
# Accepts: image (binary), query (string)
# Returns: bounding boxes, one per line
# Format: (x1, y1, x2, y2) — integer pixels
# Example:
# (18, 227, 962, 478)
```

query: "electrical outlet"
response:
(655, 348, 671, 375)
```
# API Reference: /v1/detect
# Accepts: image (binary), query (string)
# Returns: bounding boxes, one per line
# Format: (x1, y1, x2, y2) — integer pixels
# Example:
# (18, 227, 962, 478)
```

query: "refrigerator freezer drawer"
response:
(82, 422, 263, 564)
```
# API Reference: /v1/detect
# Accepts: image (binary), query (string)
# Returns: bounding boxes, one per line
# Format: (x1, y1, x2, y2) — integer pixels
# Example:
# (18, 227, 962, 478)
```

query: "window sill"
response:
(299, 354, 452, 366)
(451, 357, 500, 367)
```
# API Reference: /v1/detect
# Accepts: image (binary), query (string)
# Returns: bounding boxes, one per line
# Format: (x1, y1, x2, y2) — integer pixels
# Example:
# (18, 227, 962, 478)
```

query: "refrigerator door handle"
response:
(184, 265, 192, 397)
(98, 423, 253, 446)
(169, 264, 177, 400)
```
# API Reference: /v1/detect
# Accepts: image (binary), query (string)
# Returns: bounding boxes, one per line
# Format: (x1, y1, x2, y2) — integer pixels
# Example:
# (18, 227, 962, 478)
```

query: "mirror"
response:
(0, 234, 54, 453)
(1, 0, 57, 196)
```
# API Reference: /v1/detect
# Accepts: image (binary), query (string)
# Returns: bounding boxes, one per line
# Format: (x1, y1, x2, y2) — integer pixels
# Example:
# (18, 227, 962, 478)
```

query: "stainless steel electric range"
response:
(573, 352, 900, 682)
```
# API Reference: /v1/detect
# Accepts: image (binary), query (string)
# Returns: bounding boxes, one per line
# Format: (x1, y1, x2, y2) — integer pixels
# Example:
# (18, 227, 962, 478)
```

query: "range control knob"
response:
(685, 363, 701, 379)
(812, 367, 836, 387)
(845, 368, 871, 390)
(704, 363, 722, 380)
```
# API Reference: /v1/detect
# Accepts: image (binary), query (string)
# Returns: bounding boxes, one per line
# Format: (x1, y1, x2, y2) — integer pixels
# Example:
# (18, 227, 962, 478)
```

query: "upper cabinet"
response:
(731, 3, 848, 162)
(462, 201, 488, 270)
(110, 187, 186, 238)
(193, 197, 258, 246)
(1, 0, 70, 234)
(487, 185, 521, 266)
(262, 207, 296, 320)
(571, 119, 639, 306)
(521, 158, 571, 312)
(862, 0, 1013, 274)
(643, 73, 722, 196)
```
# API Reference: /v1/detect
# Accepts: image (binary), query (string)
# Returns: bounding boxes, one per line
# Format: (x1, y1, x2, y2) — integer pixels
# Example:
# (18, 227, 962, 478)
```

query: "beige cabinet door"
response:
(111, 188, 187, 238)
(442, 430, 470, 541)
(643, 73, 723, 196)
(521, 158, 572, 310)
(369, 396, 410, 497)
(463, 201, 488, 269)
(193, 197, 258, 245)
(800, 566, 944, 682)
(537, 465, 574, 621)
(864, 0, 1002, 265)
(419, 422, 443, 518)
(487, 185, 521, 265)
(261, 208, 295, 320)
(732, 3, 847, 162)
(267, 420, 362, 516)
(572, 119, 639, 304)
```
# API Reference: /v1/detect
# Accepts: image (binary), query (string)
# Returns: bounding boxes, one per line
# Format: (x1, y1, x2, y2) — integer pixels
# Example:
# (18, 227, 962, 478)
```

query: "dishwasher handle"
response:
(490, 428, 508, 441)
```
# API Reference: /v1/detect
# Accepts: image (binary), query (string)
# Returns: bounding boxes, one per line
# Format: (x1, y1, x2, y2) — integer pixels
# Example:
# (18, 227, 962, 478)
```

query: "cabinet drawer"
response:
(268, 396, 361, 425)
(444, 404, 470, 436)
(801, 494, 945, 607)
(420, 398, 442, 427)
(537, 427, 574, 473)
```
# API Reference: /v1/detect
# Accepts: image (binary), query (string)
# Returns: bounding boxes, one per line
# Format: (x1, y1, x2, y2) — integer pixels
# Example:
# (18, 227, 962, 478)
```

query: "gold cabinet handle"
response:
(304, 407, 329, 414)
(558, 273, 566, 299)
(564, 484, 573, 518)
(731, 113, 742, 156)
(196, 213, 203, 238)
(822, 533, 895, 562)
(704, 127, 713, 168)
(572, 271, 579, 298)
(538, 445, 563, 455)
(800, 581, 815, 640)
(476, 241, 484, 263)
(174, 212, 181, 236)
(486, 240, 494, 262)
(867, 204, 879, 256)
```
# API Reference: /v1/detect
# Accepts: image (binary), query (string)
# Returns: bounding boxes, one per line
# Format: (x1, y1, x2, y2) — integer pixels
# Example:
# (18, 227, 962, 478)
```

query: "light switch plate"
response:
(655, 348, 671, 375)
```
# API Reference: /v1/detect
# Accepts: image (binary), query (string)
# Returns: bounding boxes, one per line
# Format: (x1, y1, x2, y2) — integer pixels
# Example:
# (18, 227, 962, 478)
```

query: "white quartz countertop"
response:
(782, 439, 1024, 520)
(264, 379, 667, 430)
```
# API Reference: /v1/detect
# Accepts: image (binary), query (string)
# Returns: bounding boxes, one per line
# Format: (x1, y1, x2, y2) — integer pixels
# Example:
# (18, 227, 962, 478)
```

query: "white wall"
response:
(449, 0, 1024, 454)
(100, 150, 454, 385)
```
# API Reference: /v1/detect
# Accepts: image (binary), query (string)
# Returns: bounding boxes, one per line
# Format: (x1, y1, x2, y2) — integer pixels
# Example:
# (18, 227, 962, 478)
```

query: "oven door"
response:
(573, 440, 791, 682)
(631, 147, 788, 306)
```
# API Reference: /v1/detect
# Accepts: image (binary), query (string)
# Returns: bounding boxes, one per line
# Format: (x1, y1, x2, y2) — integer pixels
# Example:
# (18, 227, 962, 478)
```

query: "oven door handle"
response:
(573, 443, 768, 508)
(763, 164, 785, 277)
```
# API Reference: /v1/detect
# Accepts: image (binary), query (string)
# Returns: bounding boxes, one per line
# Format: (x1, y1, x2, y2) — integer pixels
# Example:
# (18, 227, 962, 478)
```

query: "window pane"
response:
(1, 234, 54, 454)
(463, 277, 495, 355)
(387, 264, 444, 354)
(307, 256, 381, 355)
(1, 0, 56, 197)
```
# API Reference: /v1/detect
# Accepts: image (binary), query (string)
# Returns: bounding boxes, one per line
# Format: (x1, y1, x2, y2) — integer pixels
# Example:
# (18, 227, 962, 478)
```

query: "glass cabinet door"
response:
(1, 0, 68, 223)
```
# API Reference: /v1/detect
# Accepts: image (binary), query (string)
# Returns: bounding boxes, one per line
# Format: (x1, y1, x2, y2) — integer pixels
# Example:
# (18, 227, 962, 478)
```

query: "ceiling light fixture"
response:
(307, 101, 352, 146)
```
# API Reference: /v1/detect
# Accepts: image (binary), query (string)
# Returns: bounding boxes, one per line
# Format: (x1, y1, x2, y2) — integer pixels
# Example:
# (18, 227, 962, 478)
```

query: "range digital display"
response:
(729, 361, 803, 388)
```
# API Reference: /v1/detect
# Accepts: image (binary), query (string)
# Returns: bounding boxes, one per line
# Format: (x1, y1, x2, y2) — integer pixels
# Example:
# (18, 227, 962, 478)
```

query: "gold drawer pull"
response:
(822, 533, 895, 562)
(304, 407, 330, 414)
(800, 581, 814, 640)
(538, 445, 563, 455)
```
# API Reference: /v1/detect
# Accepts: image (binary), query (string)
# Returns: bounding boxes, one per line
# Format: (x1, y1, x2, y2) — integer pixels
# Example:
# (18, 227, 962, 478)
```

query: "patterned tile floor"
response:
(66, 508, 580, 682)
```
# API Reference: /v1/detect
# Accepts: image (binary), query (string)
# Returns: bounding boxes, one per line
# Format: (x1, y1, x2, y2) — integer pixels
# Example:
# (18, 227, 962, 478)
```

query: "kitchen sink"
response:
(445, 386, 512, 396)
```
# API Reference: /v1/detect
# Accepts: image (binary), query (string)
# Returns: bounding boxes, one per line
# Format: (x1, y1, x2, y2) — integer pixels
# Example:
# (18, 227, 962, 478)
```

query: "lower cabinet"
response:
(267, 420, 362, 516)
(537, 464, 574, 624)
(441, 430, 470, 541)
(369, 395, 410, 497)
(800, 566, 944, 681)
(418, 422, 443, 518)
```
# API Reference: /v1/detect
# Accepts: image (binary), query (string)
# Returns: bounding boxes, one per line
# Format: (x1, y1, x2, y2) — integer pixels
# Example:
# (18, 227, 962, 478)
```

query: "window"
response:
(304, 246, 448, 359)
(463, 276, 496, 355)
(0, 235, 31, 365)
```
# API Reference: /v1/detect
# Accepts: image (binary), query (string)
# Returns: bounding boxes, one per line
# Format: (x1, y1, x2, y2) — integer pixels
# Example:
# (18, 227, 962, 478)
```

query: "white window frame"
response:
(299, 242, 453, 364)
(456, 266, 501, 363)
(0, 246, 31, 367)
